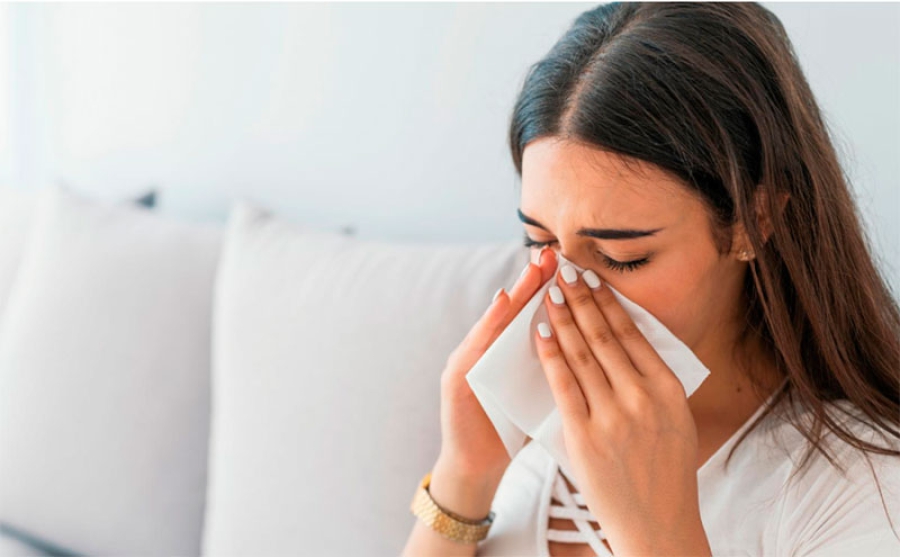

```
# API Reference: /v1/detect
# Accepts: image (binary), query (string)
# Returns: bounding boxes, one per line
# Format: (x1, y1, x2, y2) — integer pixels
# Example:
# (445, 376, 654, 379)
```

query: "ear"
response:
(755, 188, 790, 242)
(730, 188, 791, 257)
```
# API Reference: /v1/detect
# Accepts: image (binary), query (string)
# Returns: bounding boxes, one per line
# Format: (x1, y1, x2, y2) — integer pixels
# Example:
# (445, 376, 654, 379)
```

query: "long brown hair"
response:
(507, 0, 899, 532)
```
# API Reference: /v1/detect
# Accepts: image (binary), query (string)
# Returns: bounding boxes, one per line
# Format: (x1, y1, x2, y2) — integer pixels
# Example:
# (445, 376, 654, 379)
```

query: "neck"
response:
(687, 327, 785, 425)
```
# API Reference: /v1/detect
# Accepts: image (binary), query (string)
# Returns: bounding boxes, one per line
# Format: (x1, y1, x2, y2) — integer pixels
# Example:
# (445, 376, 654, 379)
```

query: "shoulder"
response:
(766, 399, 900, 556)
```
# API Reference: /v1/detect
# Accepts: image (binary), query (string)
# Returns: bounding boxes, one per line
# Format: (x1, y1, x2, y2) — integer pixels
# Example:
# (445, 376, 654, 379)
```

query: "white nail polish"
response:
(583, 269, 602, 289)
(493, 287, 504, 302)
(549, 285, 565, 305)
(537, 322, 552, 338)
(519, 263, 531, 281)
(560, 265, 577, 284)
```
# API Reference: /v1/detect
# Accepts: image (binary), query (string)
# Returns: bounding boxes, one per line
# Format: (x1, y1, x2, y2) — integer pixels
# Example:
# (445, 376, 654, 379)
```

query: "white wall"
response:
(0, 3, 11, 188)
(2, 2, 898, 291)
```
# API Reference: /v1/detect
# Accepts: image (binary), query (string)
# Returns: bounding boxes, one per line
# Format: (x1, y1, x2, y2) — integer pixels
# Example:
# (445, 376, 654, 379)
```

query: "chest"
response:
(545, 472, 613, 557)
(543, 436, 728, 556)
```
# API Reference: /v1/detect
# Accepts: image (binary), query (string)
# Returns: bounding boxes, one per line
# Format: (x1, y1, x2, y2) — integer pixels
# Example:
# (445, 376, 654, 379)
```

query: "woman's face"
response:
(519, 137, 749, 355)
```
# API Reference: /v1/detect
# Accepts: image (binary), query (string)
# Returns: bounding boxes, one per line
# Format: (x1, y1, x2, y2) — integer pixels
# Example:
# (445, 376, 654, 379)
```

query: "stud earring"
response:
(738, 249, 755, 261)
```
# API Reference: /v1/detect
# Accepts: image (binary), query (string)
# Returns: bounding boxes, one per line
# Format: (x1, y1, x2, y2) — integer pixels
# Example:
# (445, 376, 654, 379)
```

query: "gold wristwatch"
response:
(410, 471, 496, 543)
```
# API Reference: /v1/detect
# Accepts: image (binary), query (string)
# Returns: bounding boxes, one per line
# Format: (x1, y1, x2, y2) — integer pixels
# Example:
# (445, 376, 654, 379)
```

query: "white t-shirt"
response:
(476, 395, 900, 557)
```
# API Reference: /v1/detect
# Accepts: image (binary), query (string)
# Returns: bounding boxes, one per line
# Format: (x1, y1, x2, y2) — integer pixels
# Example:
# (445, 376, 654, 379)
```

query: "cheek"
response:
(604, 253, 714, 347)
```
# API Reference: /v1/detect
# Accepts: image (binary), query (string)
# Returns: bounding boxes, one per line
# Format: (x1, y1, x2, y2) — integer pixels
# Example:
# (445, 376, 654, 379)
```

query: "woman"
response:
(403, 2, 899, 556)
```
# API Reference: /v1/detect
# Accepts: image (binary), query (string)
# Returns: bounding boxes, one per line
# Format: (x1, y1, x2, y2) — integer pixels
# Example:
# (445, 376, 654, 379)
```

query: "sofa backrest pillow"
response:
(201, 201, 531, 555)
(0, 185, 220, 556)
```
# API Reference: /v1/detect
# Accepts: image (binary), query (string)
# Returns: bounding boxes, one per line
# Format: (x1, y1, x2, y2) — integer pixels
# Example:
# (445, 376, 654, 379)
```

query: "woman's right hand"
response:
(436, 246, 559, 484)
(401, 248, 559, 556)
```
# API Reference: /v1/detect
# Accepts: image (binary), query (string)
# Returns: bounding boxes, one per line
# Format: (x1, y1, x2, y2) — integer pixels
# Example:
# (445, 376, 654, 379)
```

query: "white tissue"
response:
(465, 250, 711, 483)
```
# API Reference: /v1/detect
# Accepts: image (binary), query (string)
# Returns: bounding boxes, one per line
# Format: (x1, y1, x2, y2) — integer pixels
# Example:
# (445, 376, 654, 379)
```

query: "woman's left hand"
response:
(534, 263, 712, 557)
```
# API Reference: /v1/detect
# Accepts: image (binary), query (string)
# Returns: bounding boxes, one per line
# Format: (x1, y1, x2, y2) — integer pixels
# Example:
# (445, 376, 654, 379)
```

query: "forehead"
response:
(520, 138, 697, 225)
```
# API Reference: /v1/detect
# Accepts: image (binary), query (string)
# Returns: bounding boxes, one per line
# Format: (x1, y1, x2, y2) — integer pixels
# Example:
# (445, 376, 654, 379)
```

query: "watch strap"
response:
(409, 471, 495, 544)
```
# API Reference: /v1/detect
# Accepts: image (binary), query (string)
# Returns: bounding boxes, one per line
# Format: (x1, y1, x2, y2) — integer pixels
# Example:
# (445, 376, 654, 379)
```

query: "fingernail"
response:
(549, 285, 565, 305)
(537, 322, 552, 338)
(493, 287, 504, 302)
(582, 269, 601, 289)
(560, 264, 577, 284)
(519, 263, 532, 281)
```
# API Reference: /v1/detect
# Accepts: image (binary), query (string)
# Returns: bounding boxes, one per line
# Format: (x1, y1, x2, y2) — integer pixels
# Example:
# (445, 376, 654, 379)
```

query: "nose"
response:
(534, 246, 564, 264)
(553, 247, 577, 266)
(532, 245, 591, 274)
(553, 247, 597, 275)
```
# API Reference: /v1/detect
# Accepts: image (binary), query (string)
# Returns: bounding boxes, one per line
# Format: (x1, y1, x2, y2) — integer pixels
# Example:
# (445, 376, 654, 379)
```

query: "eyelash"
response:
(522, 236, 651, 273)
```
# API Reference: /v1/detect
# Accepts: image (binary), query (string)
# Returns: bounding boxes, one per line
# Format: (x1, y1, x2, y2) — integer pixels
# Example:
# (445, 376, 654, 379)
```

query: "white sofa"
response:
(0, 185, 530, 557)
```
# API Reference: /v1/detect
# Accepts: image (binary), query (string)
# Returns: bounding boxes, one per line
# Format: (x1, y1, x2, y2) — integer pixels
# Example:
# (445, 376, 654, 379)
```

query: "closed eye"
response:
(522, 234, 651, 273)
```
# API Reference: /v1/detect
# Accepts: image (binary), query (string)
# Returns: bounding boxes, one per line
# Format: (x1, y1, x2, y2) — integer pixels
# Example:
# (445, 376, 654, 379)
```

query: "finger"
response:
(476, 247, 557, 360)
(585, 274, 672, 381)
(534, 322, 590, 422)
(526, 245, 558, 292)
(462, 287, 513, 355)
(512, 252, 547, 303)
(555, 265, 644, 393)
(475, 256, 544, 355)
(495, 247, 554, 333)
(537, 246, 559, 284)
(543, 282, 613, 411)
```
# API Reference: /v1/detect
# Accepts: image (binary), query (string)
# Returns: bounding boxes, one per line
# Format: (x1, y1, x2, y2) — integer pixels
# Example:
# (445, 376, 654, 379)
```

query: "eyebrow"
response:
(517, 208, 664, 240)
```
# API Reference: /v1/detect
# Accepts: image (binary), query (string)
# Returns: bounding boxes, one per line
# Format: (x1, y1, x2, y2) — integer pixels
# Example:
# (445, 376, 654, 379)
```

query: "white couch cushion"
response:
(0, 533, 50, 557)
(0, 525, 69, 557)
(0, 186, 221, 556)
(0, 186, 157, 321)
(201, 201, 530, 556)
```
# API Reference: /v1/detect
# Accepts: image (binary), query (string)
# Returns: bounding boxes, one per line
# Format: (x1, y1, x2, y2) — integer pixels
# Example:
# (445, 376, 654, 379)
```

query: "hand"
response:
(533, 264, 712, 556)
(436, 246, 559, 482)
